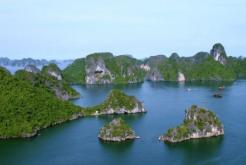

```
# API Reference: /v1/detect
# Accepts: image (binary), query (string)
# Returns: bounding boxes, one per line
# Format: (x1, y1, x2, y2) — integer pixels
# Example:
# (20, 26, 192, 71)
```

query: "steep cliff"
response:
(0, 67, 83, 139)
(42, 64, 63, 80)
(24, 64, 40, 74)
(85, 53, 114, 84)
(159, 105, 224, 143)
(15, 67, 79, 100)
(85, 89, 146, 116)
(98, 118, 138, 142)
(63, 53, 145, 84)
(210, 43, 227, 65)
(62, 43, 245, 83)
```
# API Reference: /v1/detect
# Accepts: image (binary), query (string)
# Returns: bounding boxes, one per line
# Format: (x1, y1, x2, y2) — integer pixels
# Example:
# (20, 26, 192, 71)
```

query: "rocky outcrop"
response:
(146, 68, 164, 81)
(144, 55, 167, 67)
(42, 64, 63, 80)
(169, 52, 180, 61)
(177, 72, 185, 82)
(84, 53, 145, 84)
(159, 105, 224, 143)
(98, 118, 138, 142)
(54, 88, 80, 101)
(210, 43, 227, 65)
(85, 56, 113, 84)
(89, 89, 147, 116)
(63, 43, 243, 84)
(0, 67, 84, 139)
(93, 101, 146, 115)
(15, 68, 80, 101)
(24, 65, 40, 74)
(140, 64, 151, 71)
(48, 71, 62, 80)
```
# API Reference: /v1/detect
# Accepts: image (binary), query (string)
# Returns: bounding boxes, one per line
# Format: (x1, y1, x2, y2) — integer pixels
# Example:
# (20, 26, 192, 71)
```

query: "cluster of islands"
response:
(0, 43, 245, 142)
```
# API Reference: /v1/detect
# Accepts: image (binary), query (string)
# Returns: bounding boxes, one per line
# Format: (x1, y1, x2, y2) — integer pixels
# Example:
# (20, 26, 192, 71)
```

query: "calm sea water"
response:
(1, 81, 246, 165)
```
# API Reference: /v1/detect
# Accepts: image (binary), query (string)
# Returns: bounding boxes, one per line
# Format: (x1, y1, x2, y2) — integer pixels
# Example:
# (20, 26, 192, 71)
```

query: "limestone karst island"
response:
(0, 0, 245, 164)
(98, 118, 138, 142)
(159, 105, 224, 143)
(0, 42, 245, 164)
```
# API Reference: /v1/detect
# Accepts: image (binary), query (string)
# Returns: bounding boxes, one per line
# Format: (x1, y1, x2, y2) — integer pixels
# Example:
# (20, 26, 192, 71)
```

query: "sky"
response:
(0, 0, 245, 60)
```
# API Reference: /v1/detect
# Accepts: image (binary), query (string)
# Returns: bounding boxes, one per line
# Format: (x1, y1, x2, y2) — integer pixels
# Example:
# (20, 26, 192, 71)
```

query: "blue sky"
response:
(0, 0, 245, 59)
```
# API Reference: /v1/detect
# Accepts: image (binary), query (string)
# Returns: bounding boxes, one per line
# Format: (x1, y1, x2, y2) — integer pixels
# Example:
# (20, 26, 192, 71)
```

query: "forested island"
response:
(85, 89, 146, 116)
(98, 118, 138, 142)
(159, 105, 224, 143)
(0, 67, 146, 139)
(1, 43, 246, 85)
(0, 67, 84, 139)
(0, 43, 239, 140)
(63, 43, 246, 84)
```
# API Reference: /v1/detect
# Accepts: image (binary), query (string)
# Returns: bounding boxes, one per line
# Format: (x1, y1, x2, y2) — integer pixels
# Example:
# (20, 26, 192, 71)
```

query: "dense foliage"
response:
(63, 44, 246, 84)
(15, 69, 79, 100)
(178, 55, 236, 81)
(41, 63, 62, 77)
(145, 52, 237, 81)
(63, 58, 86, 84)
(227, 57, 246, 78)
(164, 105, 223, 141)
(104, 55, 145, 83)
(85, 89, 137, 115)
(63, 53, 146, 84)
(99, 118, 135, 138)
(0, 67, 83, 138)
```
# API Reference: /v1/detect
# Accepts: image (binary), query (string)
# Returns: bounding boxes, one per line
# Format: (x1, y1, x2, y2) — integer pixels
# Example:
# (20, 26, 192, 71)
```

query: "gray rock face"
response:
(210, 43, 227, 65)
(85, 57, 113, 84)
(93, 99, 146, 116)
(146, 68, 164, 81)
(98, 118, 138, 142)
(177, 72, 185, 82)
(159, 105, 224, 143)
(48, 70, 62, 80)
(54, 88, 79, 101)
(42, 64, 63, 80)
(24, 65, 40, 74)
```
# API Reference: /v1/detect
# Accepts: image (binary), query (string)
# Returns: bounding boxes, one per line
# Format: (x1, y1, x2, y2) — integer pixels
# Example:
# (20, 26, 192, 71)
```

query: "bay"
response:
(0, 81, 246, 165)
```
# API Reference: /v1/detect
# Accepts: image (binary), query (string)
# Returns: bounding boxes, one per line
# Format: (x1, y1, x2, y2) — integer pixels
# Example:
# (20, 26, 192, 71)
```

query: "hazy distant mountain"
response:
(0, 58, 73, 73)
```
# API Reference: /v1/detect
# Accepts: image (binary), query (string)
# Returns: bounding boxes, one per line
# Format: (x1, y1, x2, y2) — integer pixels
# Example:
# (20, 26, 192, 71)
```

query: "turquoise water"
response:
(0, 81, 246, 165)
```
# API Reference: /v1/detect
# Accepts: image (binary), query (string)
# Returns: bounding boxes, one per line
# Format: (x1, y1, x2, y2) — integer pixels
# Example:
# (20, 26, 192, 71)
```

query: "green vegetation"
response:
(0, 67, 145, 139)
(15, 69, 79, 100)
(0, 67, 145, 138)
(41, 63, 62, 78)
(227, 56, 246, 78)
(99, 118, 136, 140)
(211, 43, 227, 58)
(0, 67, 83, 138)
(85, 89, 137, 115)
(106, 55, 146, 84)
(164, 105, 223, 141)
(179, 55, 236, 81)
(153, 53, 236, 81)
(63, 51, 245, 84)
(63, 53, 146, 84)
(63, 58, 86, 84)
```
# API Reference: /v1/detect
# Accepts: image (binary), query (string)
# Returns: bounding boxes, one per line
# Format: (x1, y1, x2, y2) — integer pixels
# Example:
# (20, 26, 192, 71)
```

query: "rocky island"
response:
(15, 64, 80, 101)
(85, 89, 146, 116)
(159, 105, 224, 143)
(63, 53, 146, 84)
(0, 67, 84, 139)
(98, 118, 138, 142)
(63, 43, 246, 84)
(0, 67, 147, 139)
